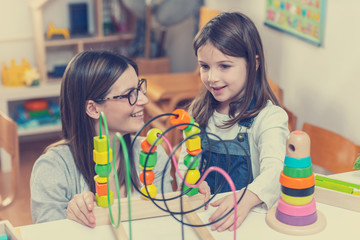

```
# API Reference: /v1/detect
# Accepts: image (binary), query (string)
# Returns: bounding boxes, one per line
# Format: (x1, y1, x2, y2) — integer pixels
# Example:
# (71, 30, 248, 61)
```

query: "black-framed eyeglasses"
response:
(93, 78, 147, 106)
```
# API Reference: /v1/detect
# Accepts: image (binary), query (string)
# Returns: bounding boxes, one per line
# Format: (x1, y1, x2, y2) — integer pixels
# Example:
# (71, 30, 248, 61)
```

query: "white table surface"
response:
(19, 171, 360, 240)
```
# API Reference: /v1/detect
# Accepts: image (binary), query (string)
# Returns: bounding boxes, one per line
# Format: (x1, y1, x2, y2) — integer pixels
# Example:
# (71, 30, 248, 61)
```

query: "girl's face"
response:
(197, 42, 248, 114)
(97, 66, 149, 136)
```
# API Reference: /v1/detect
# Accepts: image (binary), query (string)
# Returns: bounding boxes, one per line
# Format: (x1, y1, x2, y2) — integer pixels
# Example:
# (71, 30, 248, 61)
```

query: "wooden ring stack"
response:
(266, 130, 326, 235)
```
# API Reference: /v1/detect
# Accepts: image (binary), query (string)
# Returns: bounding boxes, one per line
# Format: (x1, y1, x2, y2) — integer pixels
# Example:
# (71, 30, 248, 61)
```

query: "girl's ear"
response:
(86, 100, 100, 120)
(256, 55, 260, 71)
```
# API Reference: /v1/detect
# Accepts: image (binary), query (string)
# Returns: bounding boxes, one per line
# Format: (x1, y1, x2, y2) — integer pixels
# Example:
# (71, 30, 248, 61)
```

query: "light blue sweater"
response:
(30, 138, 173, 223)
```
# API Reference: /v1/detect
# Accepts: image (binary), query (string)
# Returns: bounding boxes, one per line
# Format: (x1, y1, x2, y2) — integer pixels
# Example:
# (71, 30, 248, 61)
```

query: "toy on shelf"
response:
(266, 130, 326, 235)
(12, 99, 60, 130)
(92, 109, 243, 240)
(1, 59, 39, 87)
(0, 220, 22, 240)
(46, 22, 70, 39)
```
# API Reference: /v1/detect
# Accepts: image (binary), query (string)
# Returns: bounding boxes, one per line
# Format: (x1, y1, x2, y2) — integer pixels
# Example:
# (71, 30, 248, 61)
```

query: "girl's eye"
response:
(200, 64, 209, 70)
(220, 64, 231, 69)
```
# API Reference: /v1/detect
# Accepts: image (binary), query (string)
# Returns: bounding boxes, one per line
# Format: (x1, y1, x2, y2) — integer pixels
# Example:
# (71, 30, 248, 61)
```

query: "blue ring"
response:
(284, 156, 311, 168)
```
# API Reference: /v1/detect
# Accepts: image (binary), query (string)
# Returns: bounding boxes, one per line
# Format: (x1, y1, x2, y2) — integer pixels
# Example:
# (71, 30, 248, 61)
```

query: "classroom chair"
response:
(302, 122, 360, 174)
(0, 112, 20, 209)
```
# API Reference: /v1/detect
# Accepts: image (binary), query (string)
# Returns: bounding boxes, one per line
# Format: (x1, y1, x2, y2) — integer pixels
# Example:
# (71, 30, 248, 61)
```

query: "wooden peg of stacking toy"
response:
(266, 130, 326, 235)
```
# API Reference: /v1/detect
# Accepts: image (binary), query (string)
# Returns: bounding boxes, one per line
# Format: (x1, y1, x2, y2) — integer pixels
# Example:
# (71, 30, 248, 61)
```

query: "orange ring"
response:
(170, 109, 191, 129)
(280, 171, 315, 189)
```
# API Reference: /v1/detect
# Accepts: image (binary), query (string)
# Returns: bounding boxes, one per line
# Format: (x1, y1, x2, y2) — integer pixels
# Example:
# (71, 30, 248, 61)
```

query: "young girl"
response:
(30, 51, 174, 227)
(179, 12, 289, 231)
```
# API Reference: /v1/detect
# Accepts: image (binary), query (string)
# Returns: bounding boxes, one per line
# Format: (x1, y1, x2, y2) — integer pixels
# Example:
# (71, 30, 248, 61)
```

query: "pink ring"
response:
(277, 197, 316, 216)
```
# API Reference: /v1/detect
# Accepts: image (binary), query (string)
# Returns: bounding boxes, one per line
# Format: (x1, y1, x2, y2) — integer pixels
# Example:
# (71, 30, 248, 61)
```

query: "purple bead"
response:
(275, 208, 318, 226)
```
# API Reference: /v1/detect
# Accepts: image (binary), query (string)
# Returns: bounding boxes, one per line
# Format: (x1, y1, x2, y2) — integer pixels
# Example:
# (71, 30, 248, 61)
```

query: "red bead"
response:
(170, 109, 191, 130)
(139, 170, 155, 185)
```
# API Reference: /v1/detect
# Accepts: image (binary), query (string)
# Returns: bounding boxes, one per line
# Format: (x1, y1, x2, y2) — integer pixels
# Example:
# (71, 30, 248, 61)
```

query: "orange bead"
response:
(95, 181, 108, 196)
(141, 138, 157, 153)
(186, 148, 202, 155)
(170, 109, 191, 130)
(139, 170, 155, 185)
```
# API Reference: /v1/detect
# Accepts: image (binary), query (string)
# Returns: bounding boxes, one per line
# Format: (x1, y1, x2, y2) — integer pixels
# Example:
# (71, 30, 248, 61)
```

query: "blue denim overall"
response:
(200, 117, 255, 194)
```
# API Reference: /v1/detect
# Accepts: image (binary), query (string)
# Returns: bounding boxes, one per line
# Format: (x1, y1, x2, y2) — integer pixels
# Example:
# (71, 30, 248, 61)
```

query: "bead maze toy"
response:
(92, 109, 247, 240)
(266, 130, 326, 235)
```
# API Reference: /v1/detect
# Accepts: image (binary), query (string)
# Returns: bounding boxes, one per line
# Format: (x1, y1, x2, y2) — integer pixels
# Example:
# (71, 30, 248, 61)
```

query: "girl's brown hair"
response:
(190, 12, 279, 128)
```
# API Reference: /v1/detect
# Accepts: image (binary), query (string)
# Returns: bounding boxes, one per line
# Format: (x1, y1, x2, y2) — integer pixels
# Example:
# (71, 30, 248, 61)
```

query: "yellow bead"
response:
(93, 148, 113, 165)
(184, 169, 200, 185)
(140, 184, 157, 200)
(94, 175, 109, 183)
(96, 191, 114, 207)
(184, 122, 200, 139)
(185, 136, 201, 152)
(94, 135, 108, 152)
(146, 128, 163, 146)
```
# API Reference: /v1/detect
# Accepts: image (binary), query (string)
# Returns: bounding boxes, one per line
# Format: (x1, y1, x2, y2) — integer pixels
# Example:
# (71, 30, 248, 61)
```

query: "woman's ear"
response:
(86, 100, 100, 120)
(256, 55, 260, 71)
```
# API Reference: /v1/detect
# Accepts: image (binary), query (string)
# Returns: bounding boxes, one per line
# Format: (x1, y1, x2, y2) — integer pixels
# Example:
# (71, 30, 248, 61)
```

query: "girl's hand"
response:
(198, 181, 211, 209)
(208, 189, 261, 232)
(67, 190, 96, 228)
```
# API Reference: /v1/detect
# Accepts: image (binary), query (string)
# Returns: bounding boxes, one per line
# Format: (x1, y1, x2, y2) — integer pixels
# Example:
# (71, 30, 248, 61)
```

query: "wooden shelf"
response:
(45, 32, 135, 47)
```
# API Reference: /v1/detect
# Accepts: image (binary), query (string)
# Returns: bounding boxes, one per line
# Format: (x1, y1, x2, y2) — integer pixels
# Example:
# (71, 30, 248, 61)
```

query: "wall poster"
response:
(264, 0, 326, 46)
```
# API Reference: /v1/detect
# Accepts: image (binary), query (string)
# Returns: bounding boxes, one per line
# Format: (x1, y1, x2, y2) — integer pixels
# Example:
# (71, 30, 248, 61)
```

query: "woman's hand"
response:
(67, 190, 96, 228)
(208, 189, 261, 232)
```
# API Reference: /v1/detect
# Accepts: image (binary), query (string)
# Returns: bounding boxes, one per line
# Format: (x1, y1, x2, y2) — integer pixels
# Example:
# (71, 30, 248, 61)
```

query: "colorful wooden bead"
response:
(183, 117, 195, 132)
(146, 128, 163, 146)
(141, 138, 157, 153)
(170, 109, 191, 130)
(184, 154, 200, 169)
(96, 190, 114, 207)
(94, 175, 109, 184)
(139, 151, 157, 168)
(93, 148, 113, 165)
(140, 184, 157, 200)
(95, 181, 108, 196)
(139, 170, 155, 185)
(185, 136, 201, 152)
(182, 184, 199, 196)
(184, 169, 200, 185)
(281, 192, 314, 205)
(95, 163, 112, 177)
(93, 135, 107, 152)
(184, 122, 200, 139)
(280, 171, 315, 189)
(186, 148, 202, 156)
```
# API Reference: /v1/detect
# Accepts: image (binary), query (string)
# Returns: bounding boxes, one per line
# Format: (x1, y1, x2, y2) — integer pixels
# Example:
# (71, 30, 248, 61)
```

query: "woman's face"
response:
(197, 42, 248, 114)
(97, 66, 149, 136)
